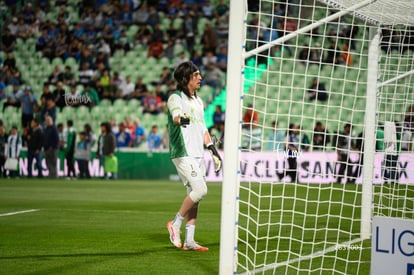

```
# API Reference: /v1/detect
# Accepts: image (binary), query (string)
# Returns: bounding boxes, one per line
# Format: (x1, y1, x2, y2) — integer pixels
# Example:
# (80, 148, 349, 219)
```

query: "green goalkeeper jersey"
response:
(167, 91, 207, 159)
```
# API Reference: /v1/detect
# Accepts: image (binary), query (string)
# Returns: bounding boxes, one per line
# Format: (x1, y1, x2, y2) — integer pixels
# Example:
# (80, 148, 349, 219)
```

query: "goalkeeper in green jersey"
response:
(166, 61, 222, 251)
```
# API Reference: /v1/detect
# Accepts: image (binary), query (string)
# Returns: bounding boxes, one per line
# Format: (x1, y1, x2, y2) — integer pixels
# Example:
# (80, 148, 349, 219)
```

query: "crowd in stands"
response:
(0, 0, 231, 133)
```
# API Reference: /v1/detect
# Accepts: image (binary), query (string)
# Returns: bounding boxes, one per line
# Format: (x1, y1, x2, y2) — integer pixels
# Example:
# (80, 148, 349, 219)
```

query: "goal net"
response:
(220, 0, 414, 274)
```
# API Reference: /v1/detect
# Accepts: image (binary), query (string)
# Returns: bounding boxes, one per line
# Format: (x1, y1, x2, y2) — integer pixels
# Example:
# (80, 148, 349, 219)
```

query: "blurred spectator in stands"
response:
(202, 0, 214, 19)
(202, 50, 217, 69)
(20, 86, 38, 129)
(85, 25, 98, 44)
(97, 69, 111, 98)
(215, 13, 229, 39)
(43, 116, 59, 178)
(133, 24, 152, 47)
(53, 82, 67, 110)
(79, 47, 94, 70)
(114, 29, 132, 52)
(65, 84, 81, 107)
(339, 44, 352, 66)
(120, 75, 135, 100)
(1, 29, 16, 53)
(133, 118, 146, 148)
(147, 5, 160, 27)
(22, 2, 35, 23)
(156, 67, 172, 86)
(3, 52, 16, 71)
(154, 84, 168, 105)
(307, 78, 328, 102)
(55, 36, 69, 61)
(133, 77, 148, 102)
(243, 104, 259, 128)
(5, 125, 22, 178)
(324, 41, 340, 64)
(201, 23, 218, 54)
(67, 38, 82, 61)
(116, 122, 132, 148)
(48, 65, 63, 86)
(120, 2, 134, 25)
(72, 22, 85, 40)
(3, 84, 22, 111)
(147, 124, 162, 151)
(124, 116, 135, 137)
(148, 39, 164, 59)
(78, 63, 95, 86)
(142, 91, 163, 115)
(111, 71, 124, 93)
(100, 25, 114, 50)
(213, 105, 225, 128)
(164, 39, 176, 62)
(215, 0, 229, 17)
(190, 50, 203, 69)
(15, 17, 31, 39)
(183, 12, 196, 54)
(0, 125, 7, 177)
(135, 2, 150, 25)
(298, 44, 316, 64)
(152, 23, 165, 43)
(312, 121, 331, 151)
(216, 47, 228, 72)
(175, 51, 189, 67)
(165, 81, 176, 98)
(0, 81, 6, 102)
(343, 25, 359, 50)
(81, 82, 100, 108)
(5, 66, 22, 86)
(26, 118, 43, 178)
(75, 131, 91, 179)
(8, 17, 19, 35)
(61, 66, 76, 86)
(203, 62, 224, 91)
(267, 121, 285, 152)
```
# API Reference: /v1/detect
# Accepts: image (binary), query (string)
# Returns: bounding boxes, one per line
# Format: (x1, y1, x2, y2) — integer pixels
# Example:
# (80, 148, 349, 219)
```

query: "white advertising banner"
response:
(205, 152, 414, 184)
(371, 216, 414, 275)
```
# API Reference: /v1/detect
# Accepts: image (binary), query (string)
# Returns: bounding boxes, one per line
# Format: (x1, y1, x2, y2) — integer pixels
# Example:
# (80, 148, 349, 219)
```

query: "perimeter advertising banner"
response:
(371, 216, 414, 275)
(14, 151, 414, 184)
(205, 151, 414, 184)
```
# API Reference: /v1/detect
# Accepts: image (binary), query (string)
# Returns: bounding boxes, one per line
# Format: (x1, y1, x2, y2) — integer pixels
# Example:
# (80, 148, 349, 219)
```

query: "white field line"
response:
(240, 238, 364, 275)
(0, 209, 39, 217)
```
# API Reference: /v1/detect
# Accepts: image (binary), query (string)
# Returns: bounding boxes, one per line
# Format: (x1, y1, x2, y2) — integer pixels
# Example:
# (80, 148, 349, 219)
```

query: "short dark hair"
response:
(67, 120, 74, 127)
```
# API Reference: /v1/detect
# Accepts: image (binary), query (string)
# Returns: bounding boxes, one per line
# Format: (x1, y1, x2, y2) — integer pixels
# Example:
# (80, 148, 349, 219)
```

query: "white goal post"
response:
(220, 0, 414, 274)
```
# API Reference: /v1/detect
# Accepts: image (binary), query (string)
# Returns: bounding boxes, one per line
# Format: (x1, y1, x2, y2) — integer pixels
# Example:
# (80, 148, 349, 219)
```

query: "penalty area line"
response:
(0, 209, 39, 217)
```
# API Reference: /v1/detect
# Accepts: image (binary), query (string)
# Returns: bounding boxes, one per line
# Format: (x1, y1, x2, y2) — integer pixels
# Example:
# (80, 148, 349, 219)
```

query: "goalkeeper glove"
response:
(207, 143, 222, 173)
(179, 114, 190, 127)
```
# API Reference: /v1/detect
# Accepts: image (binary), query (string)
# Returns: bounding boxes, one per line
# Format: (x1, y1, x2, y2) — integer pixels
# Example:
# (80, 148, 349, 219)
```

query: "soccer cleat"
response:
(183, 242, 209, 252)
(166, 221, 182, 248)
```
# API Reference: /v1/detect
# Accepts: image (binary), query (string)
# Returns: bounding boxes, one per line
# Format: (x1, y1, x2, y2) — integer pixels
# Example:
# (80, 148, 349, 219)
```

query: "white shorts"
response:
(172, 157, 207, 200)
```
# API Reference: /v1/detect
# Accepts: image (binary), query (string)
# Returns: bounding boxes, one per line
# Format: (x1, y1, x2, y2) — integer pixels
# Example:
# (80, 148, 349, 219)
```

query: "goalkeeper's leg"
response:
(168, 157, 207, 249)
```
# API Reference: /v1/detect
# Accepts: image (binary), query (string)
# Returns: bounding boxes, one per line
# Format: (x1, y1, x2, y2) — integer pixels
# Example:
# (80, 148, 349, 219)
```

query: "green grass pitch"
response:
(1, 179, 412, 274)
(0, 179, 222, 275)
